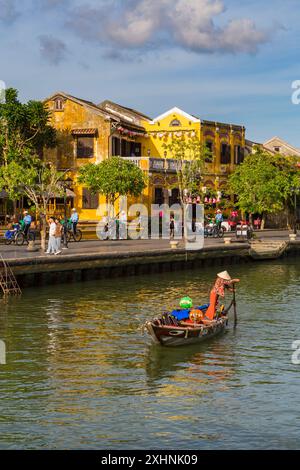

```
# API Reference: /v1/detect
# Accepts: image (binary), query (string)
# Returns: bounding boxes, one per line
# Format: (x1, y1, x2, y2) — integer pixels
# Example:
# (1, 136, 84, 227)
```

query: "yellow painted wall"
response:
(44, 96, 111, 221)
(45, 99, 246, 221)
(142, 112, 200, 158)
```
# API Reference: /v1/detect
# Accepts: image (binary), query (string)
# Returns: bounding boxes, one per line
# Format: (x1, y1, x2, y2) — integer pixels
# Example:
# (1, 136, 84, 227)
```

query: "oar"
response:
(232, 283, 238, 328)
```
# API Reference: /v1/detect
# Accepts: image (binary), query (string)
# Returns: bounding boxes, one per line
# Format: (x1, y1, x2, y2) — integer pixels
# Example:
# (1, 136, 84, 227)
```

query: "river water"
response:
(0, 260, 300, 450)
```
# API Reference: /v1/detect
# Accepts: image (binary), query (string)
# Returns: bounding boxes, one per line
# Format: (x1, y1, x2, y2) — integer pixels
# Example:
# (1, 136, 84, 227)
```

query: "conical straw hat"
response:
(217, 271, 231, 281)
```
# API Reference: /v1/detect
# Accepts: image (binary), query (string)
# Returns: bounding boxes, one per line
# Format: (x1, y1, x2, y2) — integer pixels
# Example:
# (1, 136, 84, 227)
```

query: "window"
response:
(221, 143, 231, 164)
(54, 98, 64, 111)
(170, 119, 182, 127)
(205, 141, 213, 163)
(274, 146, 281, 152)
(170, 188, 180, 206)
(234, 145, 244, 165)
(82, 188, 99, 209)
(154, 188, 164, 205)
(76, 136, 94, 158)
(112, 137, 120, 156)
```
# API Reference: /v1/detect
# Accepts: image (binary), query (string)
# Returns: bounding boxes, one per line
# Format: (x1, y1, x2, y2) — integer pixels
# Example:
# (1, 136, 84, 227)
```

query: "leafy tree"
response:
(78, 157, 147, 215)
(0, 88, 56, 166)
(228, 147, 300, 228)
(0, 88, 56, 206)
(163, 137, 211, 205)
(0, 161, 65, 250)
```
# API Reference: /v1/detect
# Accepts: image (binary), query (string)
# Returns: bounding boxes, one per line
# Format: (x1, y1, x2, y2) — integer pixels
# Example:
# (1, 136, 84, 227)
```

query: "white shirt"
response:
(49, 222, 56, 237)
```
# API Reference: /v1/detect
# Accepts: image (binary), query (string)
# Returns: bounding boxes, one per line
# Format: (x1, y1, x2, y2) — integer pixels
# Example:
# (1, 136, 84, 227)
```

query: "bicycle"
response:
(61, 224, 82, 243)
(204, 223, 224, 238)
(4, 228, 36, 246)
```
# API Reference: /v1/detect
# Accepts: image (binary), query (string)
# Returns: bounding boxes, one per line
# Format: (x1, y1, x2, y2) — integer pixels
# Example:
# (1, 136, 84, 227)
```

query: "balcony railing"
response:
(122, 156, 190, 173)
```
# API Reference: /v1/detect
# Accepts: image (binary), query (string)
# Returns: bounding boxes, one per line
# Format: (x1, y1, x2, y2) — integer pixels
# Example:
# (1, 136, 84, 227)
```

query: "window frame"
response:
(82, 188, 99, 209)
(76, 135, 95, 159)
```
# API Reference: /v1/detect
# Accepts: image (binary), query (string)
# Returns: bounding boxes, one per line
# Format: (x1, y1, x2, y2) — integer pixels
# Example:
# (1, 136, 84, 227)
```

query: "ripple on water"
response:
(0, 259, 300, 449)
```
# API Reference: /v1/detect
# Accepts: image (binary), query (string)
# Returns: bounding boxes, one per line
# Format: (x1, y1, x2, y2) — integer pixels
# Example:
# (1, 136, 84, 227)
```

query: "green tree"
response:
(228, 147, 300, 228)
(0, 88, 56, 205)
(163, 137, 211, 205)
(78, 157, 147, 215)
(0, 161, 65, 250)
(0, 88, 56, 166)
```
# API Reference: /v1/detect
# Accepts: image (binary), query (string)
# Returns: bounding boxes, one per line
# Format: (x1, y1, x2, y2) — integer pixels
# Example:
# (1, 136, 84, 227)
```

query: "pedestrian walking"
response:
(119, 210, 127, 240)
(170, 215, 175, 239)
(54, 218, 63, 254)
(46, 217, 58, 255)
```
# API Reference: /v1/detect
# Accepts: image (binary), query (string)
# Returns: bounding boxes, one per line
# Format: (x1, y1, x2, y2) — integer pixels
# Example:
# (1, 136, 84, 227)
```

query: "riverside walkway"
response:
(0, 229, 292, 261)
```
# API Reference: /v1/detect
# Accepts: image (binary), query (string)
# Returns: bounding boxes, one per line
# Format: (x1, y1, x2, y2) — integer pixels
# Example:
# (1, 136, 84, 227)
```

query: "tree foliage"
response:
(228, 147, 300, 220)
(0, 88, 56, 167)
(163, 137, 211, 205)
(78, 156, 147, 207)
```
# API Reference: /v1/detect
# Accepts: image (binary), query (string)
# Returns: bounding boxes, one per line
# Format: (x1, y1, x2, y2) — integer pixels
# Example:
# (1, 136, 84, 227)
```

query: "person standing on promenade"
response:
(46, 217, 58, 255)
(70, 208, 79, 235)
(54, 218, 63, 255)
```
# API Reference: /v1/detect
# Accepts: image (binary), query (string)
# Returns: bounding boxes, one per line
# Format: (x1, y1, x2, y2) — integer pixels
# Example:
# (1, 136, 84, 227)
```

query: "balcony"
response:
(122, 157, 189, 173)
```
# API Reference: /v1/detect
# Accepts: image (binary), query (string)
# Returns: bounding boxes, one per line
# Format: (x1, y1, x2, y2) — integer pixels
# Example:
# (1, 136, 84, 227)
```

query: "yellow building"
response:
(44, 93, 246, 221)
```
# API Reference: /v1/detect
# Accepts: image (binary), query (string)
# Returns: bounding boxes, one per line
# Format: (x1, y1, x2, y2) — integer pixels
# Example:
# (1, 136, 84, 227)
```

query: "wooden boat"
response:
(144, 313, 228, 347)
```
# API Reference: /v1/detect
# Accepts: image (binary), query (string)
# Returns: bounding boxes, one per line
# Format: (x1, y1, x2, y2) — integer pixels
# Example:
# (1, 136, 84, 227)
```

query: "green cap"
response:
(179, 296, 193, 309)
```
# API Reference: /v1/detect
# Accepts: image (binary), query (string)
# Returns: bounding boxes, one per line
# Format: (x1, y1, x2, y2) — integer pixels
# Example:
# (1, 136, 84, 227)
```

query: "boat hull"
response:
(145, 317, 228, 347)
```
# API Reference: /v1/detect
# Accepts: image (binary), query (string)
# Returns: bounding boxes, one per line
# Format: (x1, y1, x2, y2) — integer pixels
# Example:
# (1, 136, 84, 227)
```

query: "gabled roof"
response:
(98, 100, 152, 124)
(150, 106, 200, 124)
(264, 136, 300, 156)
(44, 92, 111, 119)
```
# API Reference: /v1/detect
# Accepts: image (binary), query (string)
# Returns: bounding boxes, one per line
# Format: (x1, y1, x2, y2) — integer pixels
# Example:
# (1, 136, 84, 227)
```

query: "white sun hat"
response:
(217, 271, 232, 281)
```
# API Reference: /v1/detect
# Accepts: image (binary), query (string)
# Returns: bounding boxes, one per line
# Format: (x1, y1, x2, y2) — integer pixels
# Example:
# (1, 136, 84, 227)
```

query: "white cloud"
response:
(66, 0, 271, 56)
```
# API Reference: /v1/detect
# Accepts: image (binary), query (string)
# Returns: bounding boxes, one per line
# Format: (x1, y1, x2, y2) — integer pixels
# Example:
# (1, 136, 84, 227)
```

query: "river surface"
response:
(0, 260, 300, 450)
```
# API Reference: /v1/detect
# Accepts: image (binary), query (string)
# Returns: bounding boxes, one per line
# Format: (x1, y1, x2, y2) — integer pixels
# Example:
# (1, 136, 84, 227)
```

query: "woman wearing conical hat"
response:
(205, 271, 240, 320)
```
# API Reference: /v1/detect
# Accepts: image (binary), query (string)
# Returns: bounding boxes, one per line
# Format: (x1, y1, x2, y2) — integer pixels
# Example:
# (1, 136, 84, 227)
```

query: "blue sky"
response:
(1, 0, 300, 146)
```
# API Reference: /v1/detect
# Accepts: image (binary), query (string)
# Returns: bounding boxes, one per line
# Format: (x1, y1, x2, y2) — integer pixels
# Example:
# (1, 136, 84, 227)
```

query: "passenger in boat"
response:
(205, 271, 240, 320)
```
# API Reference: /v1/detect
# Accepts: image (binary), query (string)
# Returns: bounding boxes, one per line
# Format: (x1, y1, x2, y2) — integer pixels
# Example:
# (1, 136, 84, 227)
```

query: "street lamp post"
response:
(292, 187, 300, 235)
(63, 186, 68, 249)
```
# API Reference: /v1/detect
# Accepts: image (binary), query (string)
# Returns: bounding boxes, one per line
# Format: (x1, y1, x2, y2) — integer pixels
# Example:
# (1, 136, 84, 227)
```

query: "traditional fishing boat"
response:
(144, 308, 229, 347)
(144, 271, 239, 347)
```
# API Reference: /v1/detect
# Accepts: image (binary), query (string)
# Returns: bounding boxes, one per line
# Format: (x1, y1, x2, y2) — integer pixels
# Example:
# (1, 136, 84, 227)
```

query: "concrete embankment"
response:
(2, 240, 300, 289)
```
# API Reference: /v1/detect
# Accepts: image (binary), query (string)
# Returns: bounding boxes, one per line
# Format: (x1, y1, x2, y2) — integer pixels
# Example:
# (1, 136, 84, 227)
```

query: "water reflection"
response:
(0, 259, 300, 449)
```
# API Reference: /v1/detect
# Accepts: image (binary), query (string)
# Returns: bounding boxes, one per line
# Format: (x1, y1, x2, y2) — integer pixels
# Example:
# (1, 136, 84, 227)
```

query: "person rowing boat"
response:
(205, 271, 240, 321)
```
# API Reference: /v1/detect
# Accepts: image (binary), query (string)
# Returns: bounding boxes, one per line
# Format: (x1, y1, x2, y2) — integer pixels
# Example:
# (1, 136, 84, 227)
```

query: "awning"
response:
(66, 189, 76, 198)
(71, 128, 97, 135)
